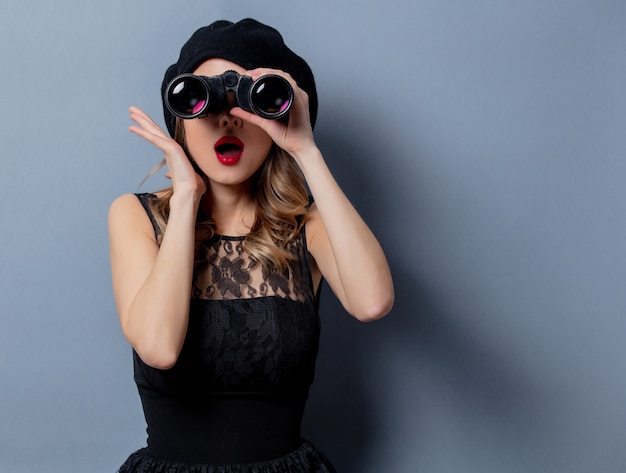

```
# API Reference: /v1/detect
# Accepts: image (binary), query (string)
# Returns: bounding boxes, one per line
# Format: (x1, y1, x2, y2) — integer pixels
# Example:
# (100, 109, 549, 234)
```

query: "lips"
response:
(214, 136, 244, 166)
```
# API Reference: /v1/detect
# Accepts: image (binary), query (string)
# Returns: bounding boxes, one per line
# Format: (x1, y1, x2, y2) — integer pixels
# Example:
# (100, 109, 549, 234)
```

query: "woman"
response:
(109, 18, 394, 473)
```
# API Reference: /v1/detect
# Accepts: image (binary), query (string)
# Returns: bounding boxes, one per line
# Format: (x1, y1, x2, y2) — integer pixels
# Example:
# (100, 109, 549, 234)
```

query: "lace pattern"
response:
(192, 235, 311, 304)
(134, 193, 313, 305)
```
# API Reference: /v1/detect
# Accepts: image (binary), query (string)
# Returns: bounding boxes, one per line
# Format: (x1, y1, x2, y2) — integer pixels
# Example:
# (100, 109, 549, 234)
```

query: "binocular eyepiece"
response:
(164, 70, 293, 121)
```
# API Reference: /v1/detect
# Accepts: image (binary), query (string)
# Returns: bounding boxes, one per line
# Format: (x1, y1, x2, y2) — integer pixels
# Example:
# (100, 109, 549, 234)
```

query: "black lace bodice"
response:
(130, 193, 322, 465)
(192, 234, 314, 304)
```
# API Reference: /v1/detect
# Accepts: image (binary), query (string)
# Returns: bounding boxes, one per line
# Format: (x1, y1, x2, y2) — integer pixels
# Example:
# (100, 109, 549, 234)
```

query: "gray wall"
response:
(1, 1, 625, 472)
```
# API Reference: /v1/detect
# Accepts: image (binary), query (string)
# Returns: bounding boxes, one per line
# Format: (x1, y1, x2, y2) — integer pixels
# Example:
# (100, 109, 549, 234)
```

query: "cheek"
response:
(260, 139, 274, 158)
(183, 120, 205, 142)
(254, 132, 274, 157)
(182, 121, 213, 157)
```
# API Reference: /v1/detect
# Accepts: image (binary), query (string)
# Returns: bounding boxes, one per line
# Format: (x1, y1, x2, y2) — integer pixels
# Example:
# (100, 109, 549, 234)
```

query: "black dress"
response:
(117, 194, 336, 473)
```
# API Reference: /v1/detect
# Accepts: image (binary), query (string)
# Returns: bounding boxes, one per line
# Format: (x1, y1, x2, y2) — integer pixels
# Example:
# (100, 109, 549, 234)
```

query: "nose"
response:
(218, 92, 242, 128)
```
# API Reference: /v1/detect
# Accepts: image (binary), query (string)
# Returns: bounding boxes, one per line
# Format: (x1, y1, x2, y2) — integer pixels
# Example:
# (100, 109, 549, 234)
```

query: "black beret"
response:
(161, 18, 317, 137)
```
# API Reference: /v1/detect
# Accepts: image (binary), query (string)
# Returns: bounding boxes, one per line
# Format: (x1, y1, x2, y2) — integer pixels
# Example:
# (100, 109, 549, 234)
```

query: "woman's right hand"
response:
(109, 107, 206, 369)
(128, 106, 206, 199)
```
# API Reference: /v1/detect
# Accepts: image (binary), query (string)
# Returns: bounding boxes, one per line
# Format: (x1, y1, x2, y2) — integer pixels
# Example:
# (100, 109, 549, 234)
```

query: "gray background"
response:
(1, 0, 625, 472)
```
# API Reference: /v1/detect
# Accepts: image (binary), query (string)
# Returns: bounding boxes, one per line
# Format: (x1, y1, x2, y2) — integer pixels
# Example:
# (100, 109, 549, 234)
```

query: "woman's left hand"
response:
(231, 71, 394, 323)
(229, 68, 316, 160)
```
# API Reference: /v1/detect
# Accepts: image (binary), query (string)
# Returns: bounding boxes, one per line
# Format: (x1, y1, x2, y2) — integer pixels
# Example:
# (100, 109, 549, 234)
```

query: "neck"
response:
(201, 182, 256, 236)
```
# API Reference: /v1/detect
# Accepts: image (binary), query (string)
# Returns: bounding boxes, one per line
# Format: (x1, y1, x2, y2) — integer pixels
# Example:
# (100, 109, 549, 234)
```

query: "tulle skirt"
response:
(117, 440, 336, 473)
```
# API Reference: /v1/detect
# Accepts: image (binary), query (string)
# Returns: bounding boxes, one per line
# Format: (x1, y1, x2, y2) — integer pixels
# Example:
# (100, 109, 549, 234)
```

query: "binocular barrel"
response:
(165, 71, 293, 120)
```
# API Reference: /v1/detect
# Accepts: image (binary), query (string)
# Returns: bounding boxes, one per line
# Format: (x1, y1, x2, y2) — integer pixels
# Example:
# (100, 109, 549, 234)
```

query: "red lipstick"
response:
(214, 136, 244, 166)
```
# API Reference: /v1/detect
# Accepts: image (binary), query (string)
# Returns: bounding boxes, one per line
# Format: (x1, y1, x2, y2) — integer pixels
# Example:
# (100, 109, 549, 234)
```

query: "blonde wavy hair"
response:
(144, 118, 310, 271)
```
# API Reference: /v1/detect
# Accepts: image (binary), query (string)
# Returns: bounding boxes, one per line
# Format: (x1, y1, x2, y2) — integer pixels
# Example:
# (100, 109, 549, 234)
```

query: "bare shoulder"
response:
(108, 193, 156, 243)
(109, 193, 144, 215)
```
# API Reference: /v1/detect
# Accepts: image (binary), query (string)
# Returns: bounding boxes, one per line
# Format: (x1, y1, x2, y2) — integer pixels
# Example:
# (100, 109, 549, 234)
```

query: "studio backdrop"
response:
(1, 1, 625, 472)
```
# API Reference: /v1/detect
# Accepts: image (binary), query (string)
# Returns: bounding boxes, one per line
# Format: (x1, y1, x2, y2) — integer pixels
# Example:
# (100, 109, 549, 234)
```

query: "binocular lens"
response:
(250, 75, 293, 118)
(166, 75, 208, 118)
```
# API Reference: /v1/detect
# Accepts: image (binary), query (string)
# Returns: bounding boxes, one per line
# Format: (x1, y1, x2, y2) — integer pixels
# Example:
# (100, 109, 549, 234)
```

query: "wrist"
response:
(169, 189, 202, 211)
(290, 144, 323, 168)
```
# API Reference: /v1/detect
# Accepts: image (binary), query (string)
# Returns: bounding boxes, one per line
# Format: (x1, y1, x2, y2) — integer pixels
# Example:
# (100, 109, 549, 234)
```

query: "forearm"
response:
(295, 147, 394, 320)
(124, 193, 199, 368)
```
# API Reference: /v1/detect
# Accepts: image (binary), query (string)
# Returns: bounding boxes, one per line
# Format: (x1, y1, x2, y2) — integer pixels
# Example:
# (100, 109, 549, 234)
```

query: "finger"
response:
(129, 107, 168, 137)
(128, 123, 166, 144)
(245, 67, 293, 82)
(229, 106, 266, 127)
(129, 112, 163, 135)
(129, 106, 158, 124)
(229, 106, 287, 138)
(128, 125, 182, 159)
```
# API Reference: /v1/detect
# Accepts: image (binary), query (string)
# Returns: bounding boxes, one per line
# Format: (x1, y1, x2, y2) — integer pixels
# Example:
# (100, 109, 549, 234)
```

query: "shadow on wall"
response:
(301, 103, 549, 472)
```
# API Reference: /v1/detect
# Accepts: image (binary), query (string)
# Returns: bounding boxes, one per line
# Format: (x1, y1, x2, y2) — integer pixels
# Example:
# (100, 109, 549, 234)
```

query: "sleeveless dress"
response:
(117, 193, 336, 473)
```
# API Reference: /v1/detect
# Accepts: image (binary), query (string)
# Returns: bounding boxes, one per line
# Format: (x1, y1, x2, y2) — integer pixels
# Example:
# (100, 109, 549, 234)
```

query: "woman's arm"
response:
(300, 150, 394, 322)
(231, 69, 394, 321)
(109, 192, 199, 369)
(108, 107, 205, 369)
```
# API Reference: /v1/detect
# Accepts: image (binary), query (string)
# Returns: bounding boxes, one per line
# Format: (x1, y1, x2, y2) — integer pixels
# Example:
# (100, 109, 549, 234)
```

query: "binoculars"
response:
(164, 70, 293, 120)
